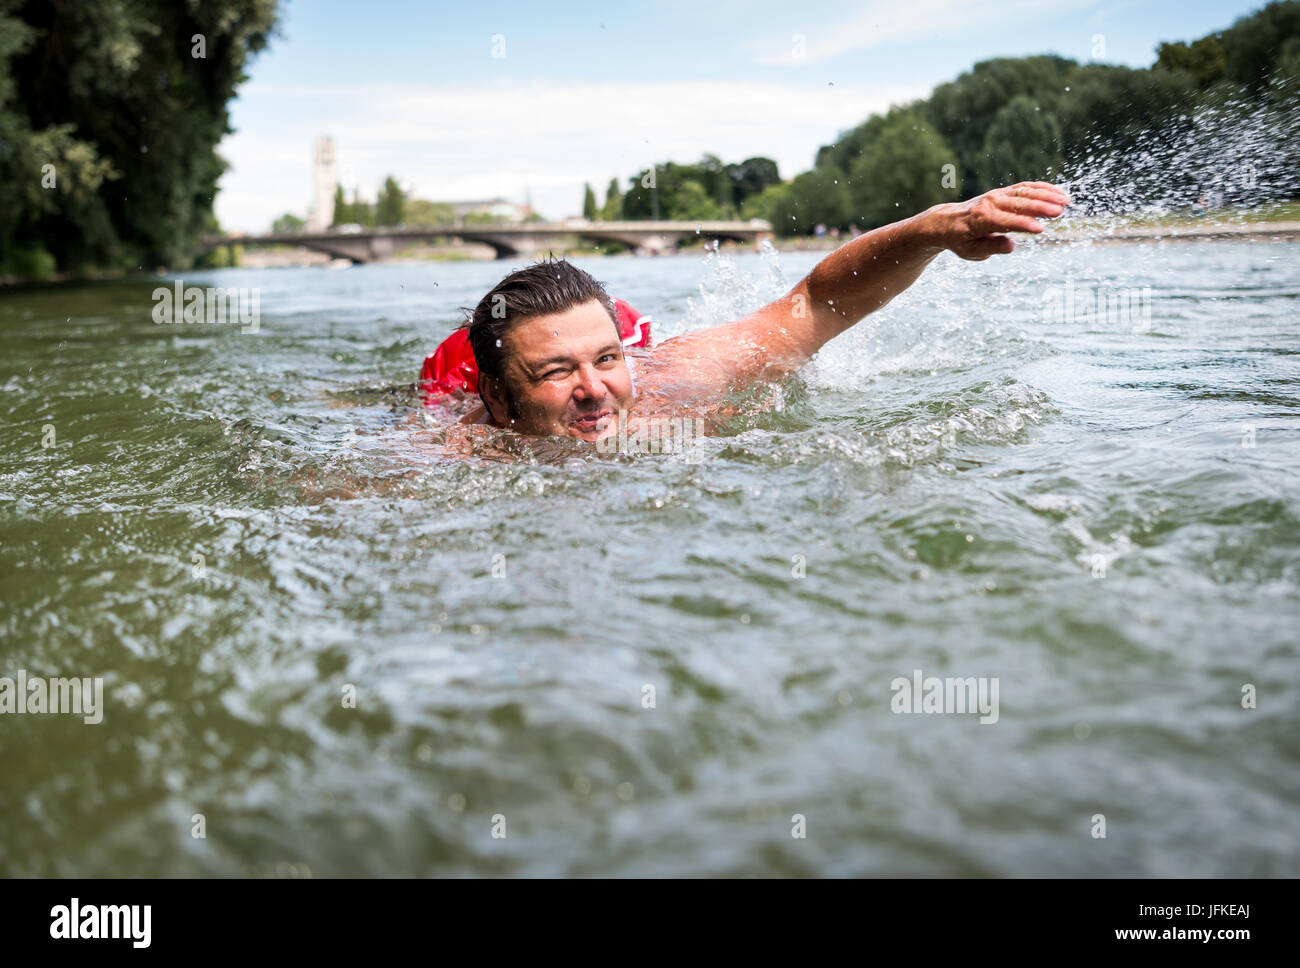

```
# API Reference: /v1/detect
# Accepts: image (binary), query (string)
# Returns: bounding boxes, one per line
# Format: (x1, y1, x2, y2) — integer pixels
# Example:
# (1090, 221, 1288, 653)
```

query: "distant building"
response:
(306, 137, 337, 231)
(441, 198, 534, 224)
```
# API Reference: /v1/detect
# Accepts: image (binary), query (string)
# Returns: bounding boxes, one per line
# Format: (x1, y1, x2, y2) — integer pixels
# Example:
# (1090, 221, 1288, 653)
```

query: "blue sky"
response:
(215, 0, 1269, 231)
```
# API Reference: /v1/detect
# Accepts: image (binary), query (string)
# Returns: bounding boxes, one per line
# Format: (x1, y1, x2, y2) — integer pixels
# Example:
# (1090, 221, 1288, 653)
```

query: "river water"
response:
(1, 238, 1297, 876)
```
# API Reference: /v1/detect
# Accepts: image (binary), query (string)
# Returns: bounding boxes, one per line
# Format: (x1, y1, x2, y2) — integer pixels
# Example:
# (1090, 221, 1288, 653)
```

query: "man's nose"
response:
(572, 364, 605, 400)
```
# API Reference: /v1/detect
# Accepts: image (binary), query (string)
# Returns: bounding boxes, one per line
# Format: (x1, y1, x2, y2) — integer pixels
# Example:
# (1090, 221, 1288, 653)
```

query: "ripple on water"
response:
(1, 236, 1299, 876)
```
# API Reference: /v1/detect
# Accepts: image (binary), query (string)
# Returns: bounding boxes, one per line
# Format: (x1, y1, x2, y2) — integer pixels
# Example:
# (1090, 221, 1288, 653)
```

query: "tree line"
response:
(2, 0, 1296, 279)
(270, 175, 415, 231)
(586, 0, 1300, 234)
(0, 0, 280, 278)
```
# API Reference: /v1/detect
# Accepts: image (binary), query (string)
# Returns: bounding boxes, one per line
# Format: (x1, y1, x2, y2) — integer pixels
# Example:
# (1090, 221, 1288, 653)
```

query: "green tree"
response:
(697, 154, 733, 214)
(582, 183, 597, 219)
(740, 182, 790, 224)
(773, 167, 850, 234)
(601, 177, 622, 220)
(271, 212, 304, 233)
(2, 0, 280, 273)
(1218, 0, 1300, 95)
(1156, 36, 1228, 88)
(726, 157, 781, 212)
(375, 175, 405, 226)
(668, 180, 724, 221)
(927, 55, 1076, 192)
(1053, 64, 1198, 161)
(981, 96, 1065, 186)
(331, 185, 349, 226)
(463, 212, 510, 225)
(849, 111, 961, 228)
(351, 188, 373, 227)
(621, 162, 691, 219)
(1271, 34, 1300, 103)
(405, 199, 456, 227)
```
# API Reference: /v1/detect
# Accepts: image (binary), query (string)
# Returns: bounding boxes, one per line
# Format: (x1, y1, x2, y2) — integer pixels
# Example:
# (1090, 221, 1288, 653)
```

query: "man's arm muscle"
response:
(651, 182, 1069, 393)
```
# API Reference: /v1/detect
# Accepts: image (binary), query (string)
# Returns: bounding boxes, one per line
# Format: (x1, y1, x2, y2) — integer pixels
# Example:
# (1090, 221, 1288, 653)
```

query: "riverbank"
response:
(234, 238, 839, 268)
(1042, 220, 1300, 244)
(5, 208, 1299, 285)
(180, 206, 1300, 269)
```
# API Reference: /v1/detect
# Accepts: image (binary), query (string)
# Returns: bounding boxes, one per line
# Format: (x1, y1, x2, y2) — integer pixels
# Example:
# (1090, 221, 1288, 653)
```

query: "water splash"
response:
(1054, 89, 1300, 228)
(669, 243, 790, 341)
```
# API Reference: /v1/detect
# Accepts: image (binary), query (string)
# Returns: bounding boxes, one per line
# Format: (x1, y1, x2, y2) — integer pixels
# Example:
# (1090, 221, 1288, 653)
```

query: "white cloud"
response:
(214, 77, 929, 233)
(750, 0, 1101, 65)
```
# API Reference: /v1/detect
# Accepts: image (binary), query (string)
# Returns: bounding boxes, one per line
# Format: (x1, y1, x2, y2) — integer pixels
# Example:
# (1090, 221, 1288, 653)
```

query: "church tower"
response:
(307, 136, 337, 231)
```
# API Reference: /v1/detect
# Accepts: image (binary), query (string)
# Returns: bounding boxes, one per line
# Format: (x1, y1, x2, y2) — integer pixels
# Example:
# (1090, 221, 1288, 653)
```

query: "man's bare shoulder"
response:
(627, 342, 732, 408)
(633, 306, 809, 402)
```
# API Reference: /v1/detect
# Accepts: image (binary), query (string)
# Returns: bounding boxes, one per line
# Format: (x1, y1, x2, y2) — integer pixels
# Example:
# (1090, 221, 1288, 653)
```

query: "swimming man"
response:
(457, 181, 1071, 443)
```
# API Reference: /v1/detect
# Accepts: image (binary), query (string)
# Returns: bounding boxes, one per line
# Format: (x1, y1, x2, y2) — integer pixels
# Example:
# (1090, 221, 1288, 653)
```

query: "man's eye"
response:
(542, 368, 567, 380)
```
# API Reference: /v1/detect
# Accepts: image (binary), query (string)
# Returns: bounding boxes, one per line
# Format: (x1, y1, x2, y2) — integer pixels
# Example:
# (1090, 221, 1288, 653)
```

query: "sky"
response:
(214, 0, 1269, 232)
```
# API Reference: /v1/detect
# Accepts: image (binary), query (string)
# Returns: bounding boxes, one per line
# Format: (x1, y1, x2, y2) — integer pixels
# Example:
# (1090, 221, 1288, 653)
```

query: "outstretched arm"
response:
(651, 181, 1070, 390)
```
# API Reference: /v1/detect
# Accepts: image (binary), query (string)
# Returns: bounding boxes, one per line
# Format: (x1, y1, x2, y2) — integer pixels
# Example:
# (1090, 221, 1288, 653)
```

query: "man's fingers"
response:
(976, 207, 1046, 234)
(1022, 180, 1069, 194)
(997, 195, 1067, 218)
(950, 182, 1071, 256)
(998, 186, 1070, 206)
(1009, 180, 1071, 197)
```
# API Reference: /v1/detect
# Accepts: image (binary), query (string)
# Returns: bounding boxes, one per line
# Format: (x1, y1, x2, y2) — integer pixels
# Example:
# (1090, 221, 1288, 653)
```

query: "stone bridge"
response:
(203, 220, 774, 262)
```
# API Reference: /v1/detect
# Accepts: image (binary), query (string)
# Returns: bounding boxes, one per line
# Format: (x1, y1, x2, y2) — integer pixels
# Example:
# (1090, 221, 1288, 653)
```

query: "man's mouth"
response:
(569, 410, 615, 433)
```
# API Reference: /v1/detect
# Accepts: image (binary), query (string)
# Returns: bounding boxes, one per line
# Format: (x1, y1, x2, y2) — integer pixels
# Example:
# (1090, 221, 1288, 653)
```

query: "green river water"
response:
(1, 240, 1297, 875)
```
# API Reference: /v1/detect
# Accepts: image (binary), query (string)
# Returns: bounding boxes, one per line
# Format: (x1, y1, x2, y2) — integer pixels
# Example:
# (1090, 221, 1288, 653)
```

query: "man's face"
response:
(484, 299, 634, 442)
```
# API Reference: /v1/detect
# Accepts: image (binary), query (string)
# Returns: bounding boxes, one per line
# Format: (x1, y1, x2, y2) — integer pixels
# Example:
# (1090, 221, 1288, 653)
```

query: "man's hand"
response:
(926, 181, 1071, 260)
(649, 180, 1073, 395)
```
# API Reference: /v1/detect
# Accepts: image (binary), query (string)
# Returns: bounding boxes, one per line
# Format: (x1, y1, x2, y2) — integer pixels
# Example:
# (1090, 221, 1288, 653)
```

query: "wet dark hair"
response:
(463, 256, 620, 420)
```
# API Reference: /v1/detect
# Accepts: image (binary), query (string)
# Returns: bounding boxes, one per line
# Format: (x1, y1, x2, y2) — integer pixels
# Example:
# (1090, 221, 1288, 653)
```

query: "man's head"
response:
(466, 258, 634, 441)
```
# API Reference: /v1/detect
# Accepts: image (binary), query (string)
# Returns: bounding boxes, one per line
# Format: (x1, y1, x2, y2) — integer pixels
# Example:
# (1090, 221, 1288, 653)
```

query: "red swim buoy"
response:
(420, 297, 650, 404)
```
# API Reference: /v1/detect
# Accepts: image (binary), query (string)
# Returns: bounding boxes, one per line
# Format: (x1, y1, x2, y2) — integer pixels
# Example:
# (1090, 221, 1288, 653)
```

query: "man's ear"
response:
(479, 374, 508, 425)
